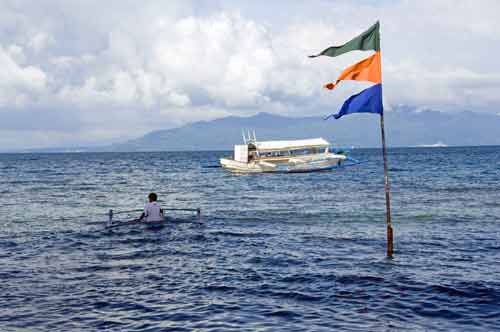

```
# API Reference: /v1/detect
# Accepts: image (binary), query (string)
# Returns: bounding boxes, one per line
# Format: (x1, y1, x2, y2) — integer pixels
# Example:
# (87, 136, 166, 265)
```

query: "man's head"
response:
(148, 192, 157, 202)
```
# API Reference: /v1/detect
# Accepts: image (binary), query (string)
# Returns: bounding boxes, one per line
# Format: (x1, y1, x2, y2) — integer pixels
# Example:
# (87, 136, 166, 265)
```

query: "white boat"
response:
(416, 141, 448, 148)
(220, 134, 347, 173)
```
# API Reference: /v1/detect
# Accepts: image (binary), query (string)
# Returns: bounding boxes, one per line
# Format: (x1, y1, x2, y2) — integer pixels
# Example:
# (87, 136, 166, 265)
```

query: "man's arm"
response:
(137, 204, 148, 221)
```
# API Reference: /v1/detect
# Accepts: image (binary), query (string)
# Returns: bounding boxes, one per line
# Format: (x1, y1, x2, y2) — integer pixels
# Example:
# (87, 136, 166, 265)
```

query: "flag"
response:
(325, 84, 383, 120)
(311, 22, 393, 258)
(309, 21, 380, 58)
(324, 51, 381, 90)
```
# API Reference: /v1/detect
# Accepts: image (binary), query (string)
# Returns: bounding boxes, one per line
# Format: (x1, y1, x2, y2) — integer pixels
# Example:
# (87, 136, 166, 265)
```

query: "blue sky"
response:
(1, 0, 499, 149)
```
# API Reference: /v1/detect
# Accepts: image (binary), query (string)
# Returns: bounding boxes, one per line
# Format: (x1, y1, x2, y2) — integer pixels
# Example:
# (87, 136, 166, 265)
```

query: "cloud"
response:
(0, 45, 47, 107)
(28, 32, 54, 53)
(0, 0, 499, 149)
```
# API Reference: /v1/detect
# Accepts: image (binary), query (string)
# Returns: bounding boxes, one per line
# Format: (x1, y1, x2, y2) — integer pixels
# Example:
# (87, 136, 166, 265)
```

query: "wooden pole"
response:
(108, 209, 113, 228)
(380, 112, 393, 258)
(378, 29, 393, 258)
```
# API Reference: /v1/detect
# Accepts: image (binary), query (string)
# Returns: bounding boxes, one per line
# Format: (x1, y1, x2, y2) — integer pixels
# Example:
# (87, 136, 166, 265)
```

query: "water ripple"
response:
(0, 148, 499, 331)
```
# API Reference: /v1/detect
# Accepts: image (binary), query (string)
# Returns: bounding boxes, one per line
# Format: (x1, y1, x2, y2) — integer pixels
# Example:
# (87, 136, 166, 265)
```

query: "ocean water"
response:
(1, 146, 499, 331)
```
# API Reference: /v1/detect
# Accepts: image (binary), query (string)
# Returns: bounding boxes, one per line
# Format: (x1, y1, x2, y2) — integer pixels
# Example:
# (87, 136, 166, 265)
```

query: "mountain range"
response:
(9, 107, 500, 152)
(107, 108, 500, 151)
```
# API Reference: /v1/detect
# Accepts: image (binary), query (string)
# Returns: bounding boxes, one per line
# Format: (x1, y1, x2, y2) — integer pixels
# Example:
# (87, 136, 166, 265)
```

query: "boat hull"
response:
(220, 153, 346, 173)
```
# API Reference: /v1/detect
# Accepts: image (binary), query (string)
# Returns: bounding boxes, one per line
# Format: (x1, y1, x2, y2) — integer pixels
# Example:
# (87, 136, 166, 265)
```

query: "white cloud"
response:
(6, 44, 25, 64)
(149, 13, 275, 107)
(28, 31, 54, 53)
(0, 45, 47, 107)
(0, 0, 499, 149)
(166, 91, 190, 107)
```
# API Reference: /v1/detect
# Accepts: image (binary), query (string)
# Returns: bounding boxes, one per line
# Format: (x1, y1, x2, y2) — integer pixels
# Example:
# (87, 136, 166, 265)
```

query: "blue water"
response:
(1, 146, 499, 331)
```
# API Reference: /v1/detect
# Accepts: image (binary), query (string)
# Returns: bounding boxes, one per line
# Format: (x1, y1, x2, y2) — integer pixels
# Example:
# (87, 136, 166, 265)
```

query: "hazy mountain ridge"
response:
(7, 107, 500, 152)
(109, 108, 500, 151)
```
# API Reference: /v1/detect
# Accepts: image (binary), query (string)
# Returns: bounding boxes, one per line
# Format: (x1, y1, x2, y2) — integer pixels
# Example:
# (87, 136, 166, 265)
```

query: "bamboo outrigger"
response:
(105, 208, 201, 228)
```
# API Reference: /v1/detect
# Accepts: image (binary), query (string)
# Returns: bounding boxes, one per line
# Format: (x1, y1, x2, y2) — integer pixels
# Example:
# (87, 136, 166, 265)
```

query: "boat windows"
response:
(258, 147, 326, 158)
(290, 149, 311, 155)
(259, 150, 289, 158)
(289, 147, 326, 155)
(316, 147, 327, 153)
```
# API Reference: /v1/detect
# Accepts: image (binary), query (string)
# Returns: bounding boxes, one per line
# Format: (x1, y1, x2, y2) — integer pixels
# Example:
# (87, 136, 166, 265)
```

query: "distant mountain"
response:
(10, 108, 500, 153)
(107, 108, 500, 151)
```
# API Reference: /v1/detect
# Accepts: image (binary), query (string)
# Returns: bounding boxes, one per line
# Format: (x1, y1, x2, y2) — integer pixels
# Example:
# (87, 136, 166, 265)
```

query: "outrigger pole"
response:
(106, 207, 202, 229)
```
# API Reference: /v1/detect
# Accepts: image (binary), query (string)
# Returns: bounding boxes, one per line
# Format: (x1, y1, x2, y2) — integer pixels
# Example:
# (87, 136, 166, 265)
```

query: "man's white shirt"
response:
(143, 202, 164, 222)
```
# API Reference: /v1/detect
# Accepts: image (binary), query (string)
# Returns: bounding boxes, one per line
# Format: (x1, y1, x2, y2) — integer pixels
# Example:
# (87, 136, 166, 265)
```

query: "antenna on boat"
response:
(242, 129, 247, 144)
(253, 130, 257, 143)
(245, 129, 254, 143)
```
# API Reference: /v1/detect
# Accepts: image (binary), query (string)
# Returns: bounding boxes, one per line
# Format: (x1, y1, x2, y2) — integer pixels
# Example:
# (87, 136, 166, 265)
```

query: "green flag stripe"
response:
(309, 21, 380, 58)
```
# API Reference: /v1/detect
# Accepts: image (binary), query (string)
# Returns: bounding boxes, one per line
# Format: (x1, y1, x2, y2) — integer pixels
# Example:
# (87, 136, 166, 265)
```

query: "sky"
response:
(1, 0, 499, 149)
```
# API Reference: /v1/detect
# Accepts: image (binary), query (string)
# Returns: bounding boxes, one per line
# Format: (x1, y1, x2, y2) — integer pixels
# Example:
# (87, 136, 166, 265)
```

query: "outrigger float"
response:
(220, 131, 348, 173)
(105, 208, 201, 229)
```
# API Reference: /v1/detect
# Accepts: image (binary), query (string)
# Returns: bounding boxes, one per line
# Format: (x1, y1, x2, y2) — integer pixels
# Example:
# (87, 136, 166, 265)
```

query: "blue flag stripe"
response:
(326, 84, 383, 120)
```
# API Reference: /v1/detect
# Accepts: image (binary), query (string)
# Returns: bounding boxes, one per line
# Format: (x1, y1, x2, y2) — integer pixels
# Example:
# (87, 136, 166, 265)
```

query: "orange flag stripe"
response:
(324, 51, 382, 90)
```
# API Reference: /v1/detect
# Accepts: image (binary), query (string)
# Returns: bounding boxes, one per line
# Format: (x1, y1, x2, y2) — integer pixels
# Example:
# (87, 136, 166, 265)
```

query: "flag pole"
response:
(311, 20, 392, 257)
(379, 36, 393, 257)
(380, 111, 393, 258)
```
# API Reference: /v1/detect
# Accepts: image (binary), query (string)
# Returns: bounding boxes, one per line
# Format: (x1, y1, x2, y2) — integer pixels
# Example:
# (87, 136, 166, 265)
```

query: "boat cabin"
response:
(233, 138, 330, 163)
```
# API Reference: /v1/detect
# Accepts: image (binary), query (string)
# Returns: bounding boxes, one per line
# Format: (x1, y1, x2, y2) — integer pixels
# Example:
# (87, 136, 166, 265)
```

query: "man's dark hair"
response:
(148, 193, 157, 201)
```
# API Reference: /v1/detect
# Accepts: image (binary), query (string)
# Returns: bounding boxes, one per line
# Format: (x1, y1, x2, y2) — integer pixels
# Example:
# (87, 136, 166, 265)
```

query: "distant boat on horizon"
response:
(416, 141, 448, 148)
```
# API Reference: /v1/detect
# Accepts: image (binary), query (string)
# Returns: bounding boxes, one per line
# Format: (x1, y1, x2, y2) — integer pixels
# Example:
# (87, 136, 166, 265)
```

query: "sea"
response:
(1, 146, 499, 331)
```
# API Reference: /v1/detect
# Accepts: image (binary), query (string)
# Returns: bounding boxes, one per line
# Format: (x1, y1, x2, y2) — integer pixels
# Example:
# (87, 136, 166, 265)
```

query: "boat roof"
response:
(251, 138, 330, 151)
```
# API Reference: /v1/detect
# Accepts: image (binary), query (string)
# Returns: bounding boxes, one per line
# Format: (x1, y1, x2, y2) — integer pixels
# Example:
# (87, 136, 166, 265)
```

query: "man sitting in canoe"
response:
(137, 193, 164, 223)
